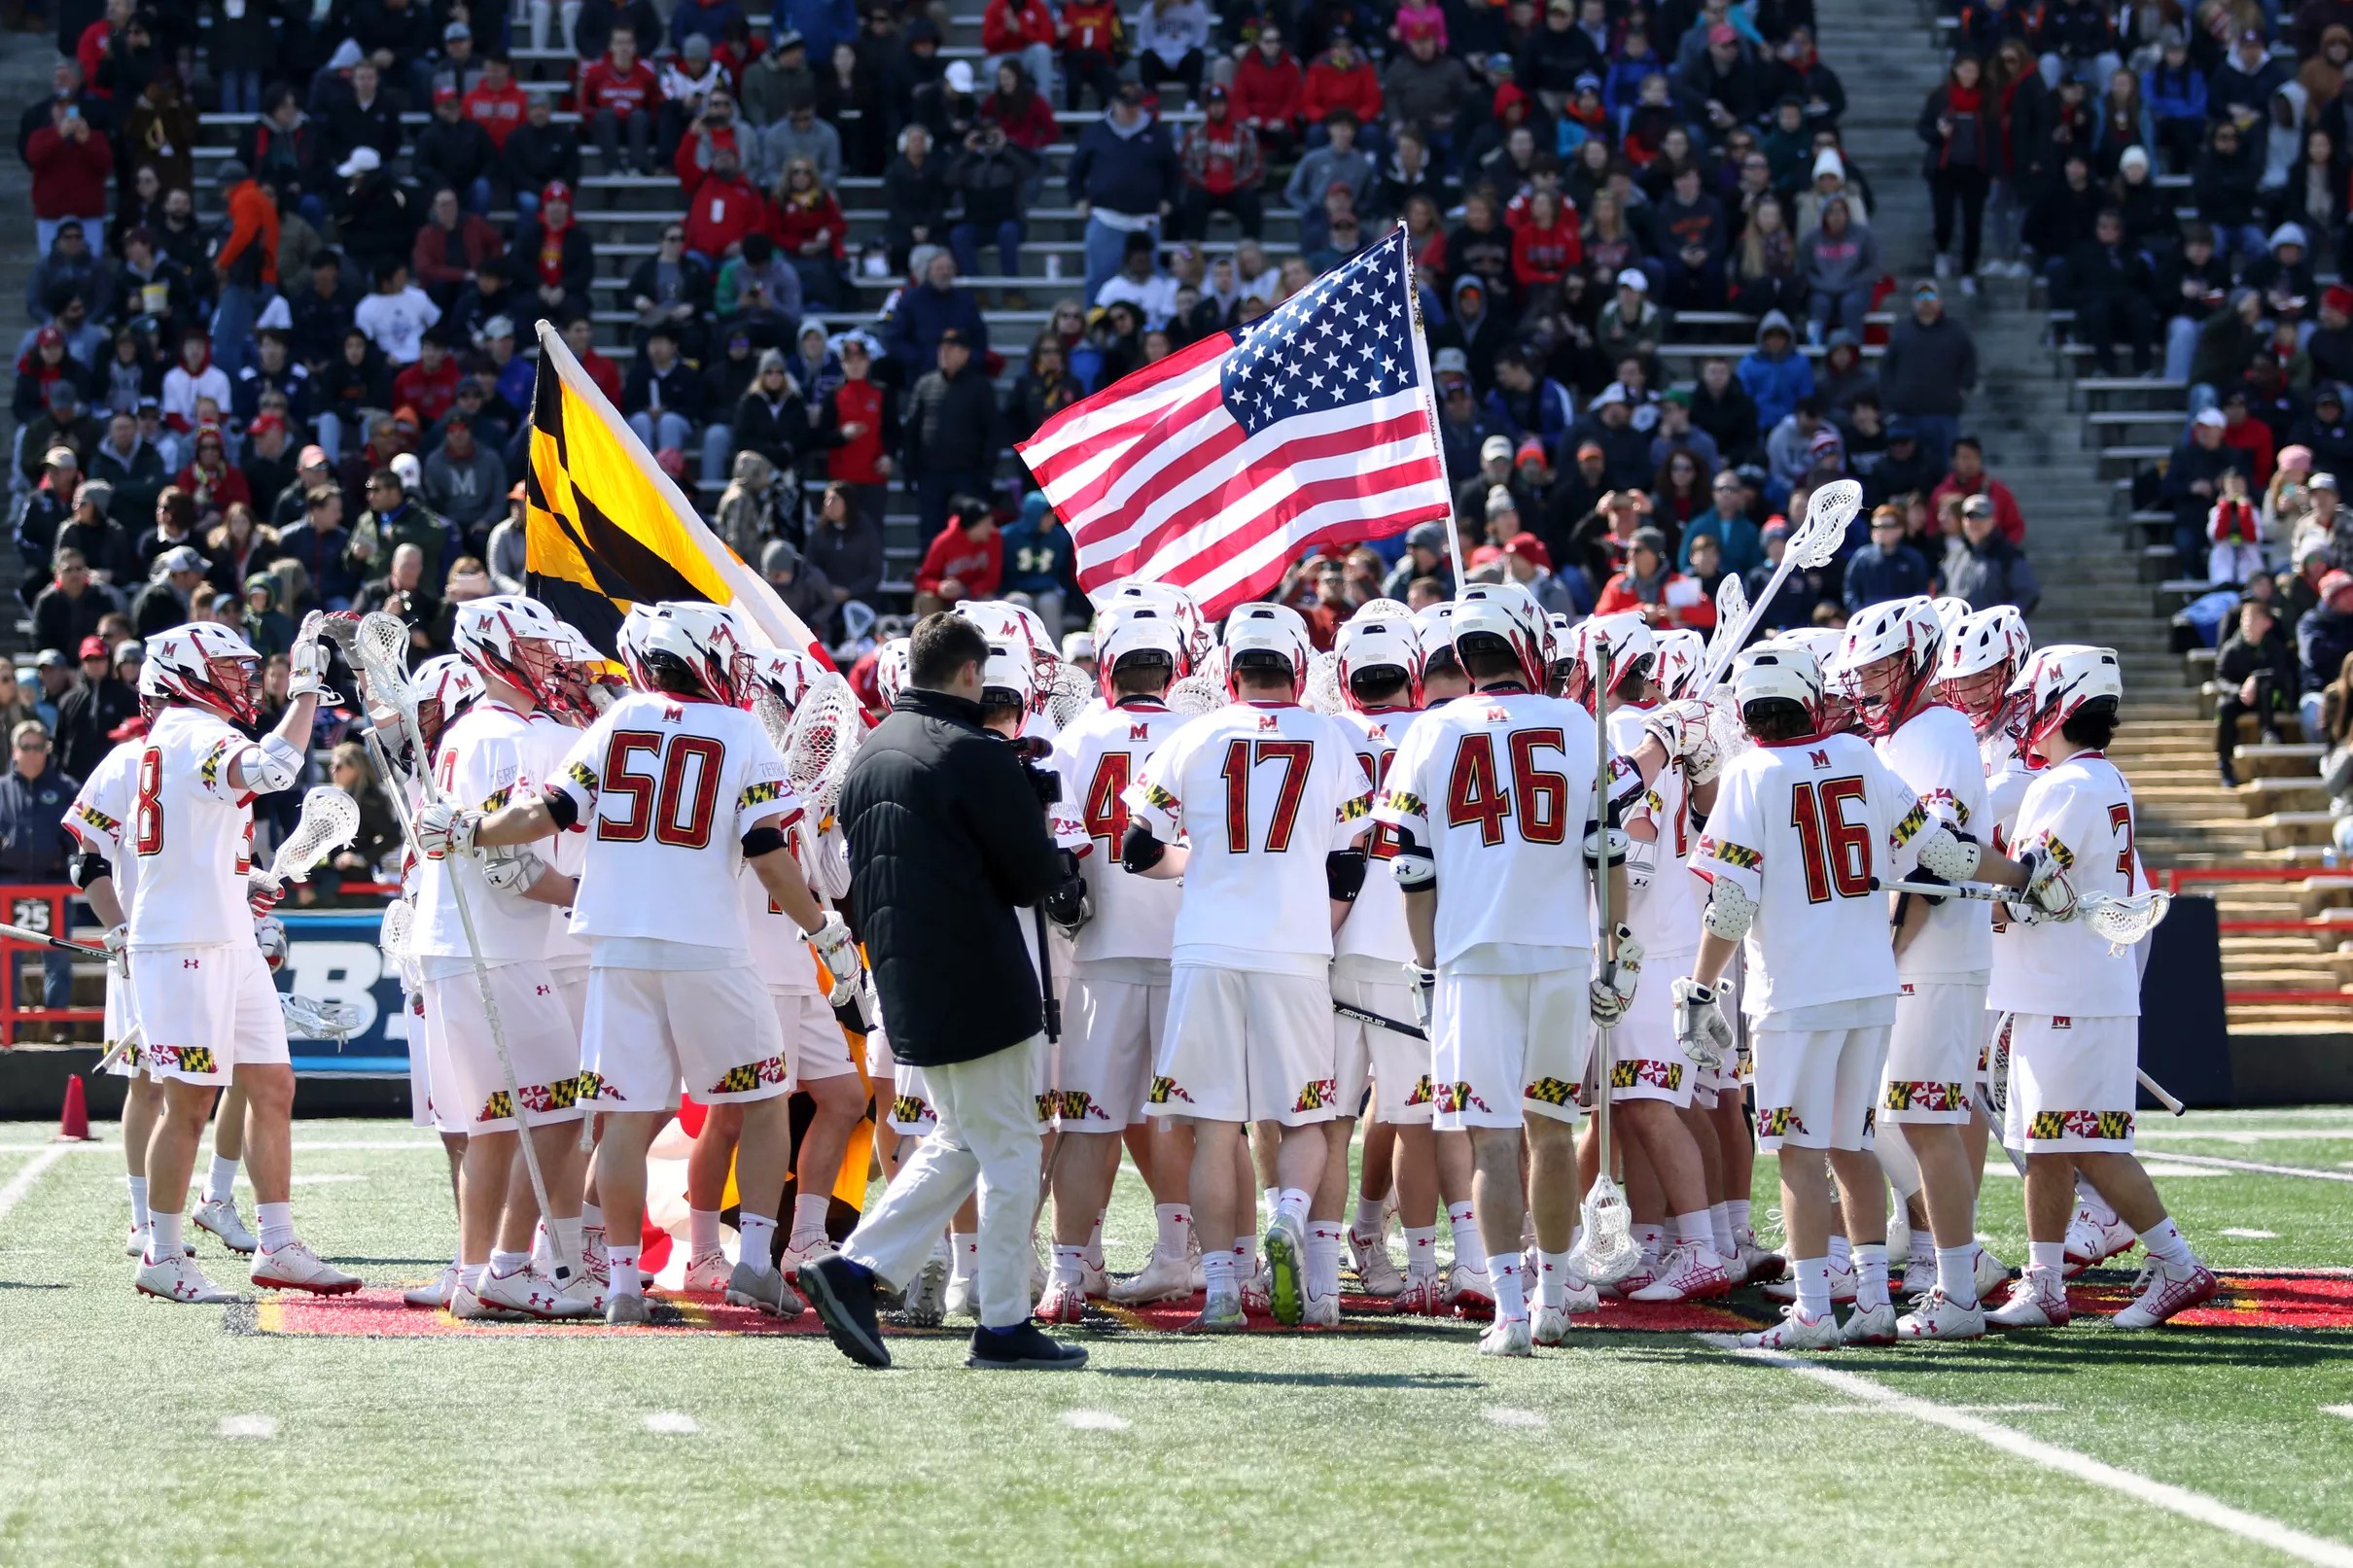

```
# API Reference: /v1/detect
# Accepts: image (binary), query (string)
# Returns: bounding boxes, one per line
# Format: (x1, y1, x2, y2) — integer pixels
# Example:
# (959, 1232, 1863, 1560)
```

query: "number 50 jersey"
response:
(1048, 700, 1187, 965)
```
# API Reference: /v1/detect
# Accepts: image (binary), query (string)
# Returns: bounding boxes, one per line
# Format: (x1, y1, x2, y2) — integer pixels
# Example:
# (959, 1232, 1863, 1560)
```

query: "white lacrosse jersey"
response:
(530, 711, 592, 970)
(413, 702, 563, 966)
(547, 692, 799, 958)
(1987, 751, 2144, 1019)
(1697, 731, 1929, 1015)
(740, 863, 825, 993)
(1048, 699, 1185, 966)
(1127, 701, 1372, 976)
(1376, 690, 1634, 971)
(1610, 702, 1703, 959)
(1332, 706, 1418, 966)
(65, 738, 146, 911)
(1877, 703, 1992, 982)
(1983, 734, 2039, 969)
(126, 706, 261, 948)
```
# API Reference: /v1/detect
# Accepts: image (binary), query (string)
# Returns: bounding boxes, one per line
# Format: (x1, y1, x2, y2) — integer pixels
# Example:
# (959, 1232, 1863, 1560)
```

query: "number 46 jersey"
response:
(1696, 730, 1930, 1016)
(1048, 700, 1187, 965)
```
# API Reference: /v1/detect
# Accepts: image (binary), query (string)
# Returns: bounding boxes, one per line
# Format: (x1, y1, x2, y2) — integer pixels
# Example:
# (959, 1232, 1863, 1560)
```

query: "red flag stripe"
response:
(1152, 465, 1453, 604)
(1048, 380, 1237, 536)
(1016, 333, 1230, 468)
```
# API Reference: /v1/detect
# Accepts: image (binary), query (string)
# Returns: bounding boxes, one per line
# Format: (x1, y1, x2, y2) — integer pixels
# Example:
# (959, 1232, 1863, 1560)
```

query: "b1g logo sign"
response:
(275, 911, 414, 1075)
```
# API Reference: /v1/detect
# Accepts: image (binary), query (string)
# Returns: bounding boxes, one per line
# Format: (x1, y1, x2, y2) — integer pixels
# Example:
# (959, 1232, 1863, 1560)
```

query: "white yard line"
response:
(2138, 1130, 2353, 1144)
(0, 1139, 439, 1155)
(1703, 1337, 2353, 1568)
(0, 1146, 71, 1230)
(2139, 1152, 2353, 1184)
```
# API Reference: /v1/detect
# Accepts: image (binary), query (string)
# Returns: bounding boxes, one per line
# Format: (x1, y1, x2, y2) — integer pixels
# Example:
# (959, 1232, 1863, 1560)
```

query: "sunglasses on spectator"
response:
(662, 230, 685, 242)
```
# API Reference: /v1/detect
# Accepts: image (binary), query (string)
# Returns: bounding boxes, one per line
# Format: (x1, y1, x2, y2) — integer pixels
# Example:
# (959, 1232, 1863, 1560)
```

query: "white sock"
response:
(256, 1202, 295, 1252)
(1707, 1202, 1737, 1259)
(2139, 1216, 2194, 1268)
(1827, 1233, 1851, 1271)
(1273, 1186, 1311, 1227)
(1795, 1257, 1831, 1319)
(688, 1207, 722, 1259)
(1232, 1237, 1254, 1275)
(1307, 1222, 1343, 1299)
(147, 1211, 184, 1266)
(1909, 1231, 1937, 1274)
(738, 1211, 777, 1269)
(1491, 1251, 1527, 1321)
(1936, 1244, 1980, 1308)
(126, 1175, 151, 1232)
(1201, 1248, 1236, 1297)
(1853, 1243, 1889, 1310)
(579, 1201, 605, 1238)
(1534, 1248, 1575, 1309)
(609, 1244, 643, 1298)
(1729, 1198, 1752, 1235)
(1051, 1243, 1085, 1287)
(2077, 1172, 2118, 1227)
(461, 1260, 488, 1291)
(203, 1156, 238, 1205)
(2028, 1239, 2065, 1274)
(949, 1231, 979, 1282)
(1635, 1222, 1667, 1258)
(1403, 1225, 1439, 1277)
(489, 1248, 529, 1278)
(1084, 1214, 1106, 1270)
(1153, 1203, 1191, 1258)
(1352, 1196, 1386, 1237)
(790, 1193, 830, 1247)
(1673, 1210, 1713, 1252)
(546, 1216, 583, 1274)
(1447, 1201, 1486, 1272)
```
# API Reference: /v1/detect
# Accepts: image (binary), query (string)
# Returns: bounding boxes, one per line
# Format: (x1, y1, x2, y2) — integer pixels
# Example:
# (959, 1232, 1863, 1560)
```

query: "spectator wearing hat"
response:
(996, 492, 1077, 640)
(53, 476, 127, 586)
(17, 444, 85, 570)
(947, 118, 1040, 285)
(1433, 349, 1500, 482)
(1068, 76, 1179, 305)
(86, 409, 166, 531)
(2300, 569, 2353, 737)
(2142, 29, 2206, 174)
(500, 93, 579, 229)
(1844, 504, 1933, 613)
(513, 180, 598, 331)
(53, 629, 134, 784)
(1175, 87, 1266, 241)
(0, 715, 80, 1025)
(349, 463, 463, 585)
(580, 22, 662, 176)
(621, 323, 707, 458)
(905, 329, 1002, 536)
(2293, 384, 2353, 480)
(1502, 532, 1576, 614)
(422, 416, 509, 542)
(1432, 275, 1511, 395)
(762, 535, 840, 629)
(30, 547, 119, 657)
(1738, 516, 1812, 632)
(2308, 290, 2353, 390)
(1942, 494, 2041, 613)
(912, 495, 1002, 614)
(1303, 28, 1385, 145)
(1568, 384, 1655, 490)
(1382, 521, 1455, 600)
(414, 88, 499, 223)
(274, 481, 361, 610)
(1676, 19, 1764, 137)
(1879, 280, 1977, 473)
(1596, 525, 1714, 631)
(1287, 112, 1378, 251)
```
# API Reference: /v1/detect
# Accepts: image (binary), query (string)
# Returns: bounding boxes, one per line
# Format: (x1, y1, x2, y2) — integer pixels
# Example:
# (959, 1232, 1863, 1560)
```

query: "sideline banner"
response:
(276, 909, 410, 1077)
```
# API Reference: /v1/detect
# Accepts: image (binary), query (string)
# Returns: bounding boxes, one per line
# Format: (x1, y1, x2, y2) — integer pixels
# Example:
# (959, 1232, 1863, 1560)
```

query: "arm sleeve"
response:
(733, 731, 801, 838)
(1370, 720, 1432, 844)
(1124, 730, 1188, 842)
(1327, 735, 1374, 852)
(1876, 753, 1932, 882)
(544, 717, 609, 827)
(1691, 765, 1764, 905)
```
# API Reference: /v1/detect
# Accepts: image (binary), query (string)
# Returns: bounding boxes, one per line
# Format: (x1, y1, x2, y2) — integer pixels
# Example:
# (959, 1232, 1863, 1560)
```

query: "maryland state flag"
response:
(523, 322, 835, 668)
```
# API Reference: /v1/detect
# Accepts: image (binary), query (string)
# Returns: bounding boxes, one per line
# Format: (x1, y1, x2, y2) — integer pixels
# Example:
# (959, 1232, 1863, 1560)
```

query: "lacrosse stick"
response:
(1571, 640, 1641, 1287)
(1302, 649, 1346, 715)
(266, 786, 363, 888)
(1872, 879, 2172, 954)
(281, 993, 364, 1044)
(1044, 661, 1095, 731)
(92, 1021, 144, 1076)
(0, 922, 105, 957)
(1696, 478, 1862, 690)
(1333, 998, 1424, 1040)
(759, 673, 866, 1015)
(1700, 573, 1747, 687)
(1164, 672, 1223, 714)
(348, 613, 579, 1286)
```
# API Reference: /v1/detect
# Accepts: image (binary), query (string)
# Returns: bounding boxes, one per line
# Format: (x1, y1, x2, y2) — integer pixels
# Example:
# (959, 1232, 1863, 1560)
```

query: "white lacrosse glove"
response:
(287, 610, 342, 703)
(1409, 965, 1436, 1033)
(101, 922, 128, 978)
(810, 911, 861, 1003)
(413, 801, 480, 859)
(1589, 924, 1642, 1027)
(1640, 698, 1712, 760)
(1670, 976, 1734, 1070)
(253, 914, 288, 972)
(2021, 851, 2079, 921)
(479, 843, 548, 895)
(247, 867, 287, 914)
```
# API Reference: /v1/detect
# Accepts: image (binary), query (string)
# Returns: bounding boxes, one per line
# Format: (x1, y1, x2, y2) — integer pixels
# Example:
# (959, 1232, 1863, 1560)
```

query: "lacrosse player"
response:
(1036, 605, 1195, 1320)
(1124, 602, 1374, 1332)
(1984, 648, 2217, 1330)
(411, 598, 601, 1321)
(1375, 583, 1647, 1356)
(1672, 642, 2054, 1350)
(129, 620, 359, 1303)
(417, 602, 861, 1326)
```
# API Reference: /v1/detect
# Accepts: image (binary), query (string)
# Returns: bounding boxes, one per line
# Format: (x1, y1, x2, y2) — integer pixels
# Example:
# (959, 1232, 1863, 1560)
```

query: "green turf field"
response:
(5, 1108, 2353, 1567)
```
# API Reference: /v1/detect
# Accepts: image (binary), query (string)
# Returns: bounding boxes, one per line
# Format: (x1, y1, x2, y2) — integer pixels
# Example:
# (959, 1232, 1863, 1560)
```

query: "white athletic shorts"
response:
(1881, 979, 1986, 1126)
(128, 941, 289, 1087)
(1151, 961, 1339, 1127)
(1977, 1008, 1998, 1089)
(1998, 1011, 2140, 1154)
(102, 973, 151, 1081)
(1332, 956, 1431, 1125)
(1060, 960, 1169, 1131)
(1608, 950, 1699, 1109)
(774, 987, 854, 1086)
(550, 963, 588, 1035)
(1431, 958, 1593, 1132)
(1752, 1021, 1889, 1153)
(580, 962, 786, 1112)
(421, 960, 584, 1134)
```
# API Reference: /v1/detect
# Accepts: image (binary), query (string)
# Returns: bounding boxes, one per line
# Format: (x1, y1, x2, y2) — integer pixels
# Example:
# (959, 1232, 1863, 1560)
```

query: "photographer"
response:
(946, 122, 1039, 285)
(800, 613, 1084, 1374)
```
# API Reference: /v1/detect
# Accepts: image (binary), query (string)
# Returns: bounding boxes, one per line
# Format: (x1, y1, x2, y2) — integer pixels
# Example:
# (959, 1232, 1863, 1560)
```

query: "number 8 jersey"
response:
(546, 690, 801, 957)
(125, 706, 263, 949)
(1695, 729, 1930, 1015)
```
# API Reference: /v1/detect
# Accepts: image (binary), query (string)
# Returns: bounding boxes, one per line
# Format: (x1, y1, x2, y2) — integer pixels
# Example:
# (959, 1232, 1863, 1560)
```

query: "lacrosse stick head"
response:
(2086, 889, 2171, 954)
(1302, 648, 1346, 714)
(350, 610, 420, 736)
(1164, 669, 1225, 714)
(1044, 659, 1095, 730)
(783, 672, 865, 820)
(378, 897, 412, 965)
(269, 786, 363, 884)
(1792, 477, 1864, 569)
(1572, 1174, 1643, 1285)
(280, 992, 363, 1045)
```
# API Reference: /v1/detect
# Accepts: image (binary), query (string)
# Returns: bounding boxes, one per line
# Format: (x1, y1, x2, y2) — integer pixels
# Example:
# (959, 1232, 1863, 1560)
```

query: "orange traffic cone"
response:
(55, 1073, 91, 1141)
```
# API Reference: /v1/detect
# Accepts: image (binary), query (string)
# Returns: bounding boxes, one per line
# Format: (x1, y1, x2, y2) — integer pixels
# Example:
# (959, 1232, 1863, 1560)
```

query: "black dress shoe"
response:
(798, 1253, 891, 1368)
(966, 1318, 1089, 1370)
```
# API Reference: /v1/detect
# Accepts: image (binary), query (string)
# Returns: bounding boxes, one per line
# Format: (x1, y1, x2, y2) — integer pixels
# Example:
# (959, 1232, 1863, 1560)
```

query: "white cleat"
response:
(1186, 1237, 1206, 1292)
(1029, 1238, 1047, 1307)
(1986, 1266, 2072, 1329)
(556, 1271, 607, 1317)
(1477, 1316, 1533, 1357)
(1595, 1256, 1661, 1300)
(899, 1252, 950, 1326)
(945, 1272, 980, 1320)
(1739, 1306, 1842, 1350)
(1840, 1302, 1898, 1345)
(1762, 1260, 1856, 1305)
(1897, 1287, 1987, 1341)
(403, 1264, 462, 1309)
(681, 1250, 732, 1294)
(1391, 1271, 1449, 1316)
(193, 1198, 257, 1255)
(605, 1292, 651, 1326)
(1447, 1261, 1494, 1319)
(1108, 1250, 1195, 1305)
(1629, 1243, 1735, 1303)
(250, 1240, 361, 1296)
(1078, 1256, 1108, 1297)
(2063, 1209, 2139, 1277)
(134, 1251, 236, 1304)
(1240, 1266, 1271, 1316)
(1975, 1245, 2015, 1301)
(448, 1281, 526, 1321)
(778, 1238, 830, 1278)
(1531, 1304, 1575, 1345)
(479, 1266, 596, 1319)
(125, 1225, 193, 1260)
(1529, 1254, 1599, 1312)
(1735, 1228, 1784, 1286)
(2111, 1259, 2218, 1328)
(723, 1261, 807, 1319)
(1902, 1259, 1939, 1303)
(1350, 1229, 1405, 1297)
(1302, 1290, 1342, 1328)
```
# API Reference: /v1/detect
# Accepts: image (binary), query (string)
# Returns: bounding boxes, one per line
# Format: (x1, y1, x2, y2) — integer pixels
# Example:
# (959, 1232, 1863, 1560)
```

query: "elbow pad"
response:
(1583, 823, 1630, 868)
(70, 848, 111, 889)
(1388, 824, 1435, 889)
(544, 789, 580, 832)
(1702, 878, 1757, 942)
(249, 732, 303, 793)
(1325, 848, 1367, 902)
(741, 823, 789, 859)
(1914, 825, 1982, 882)
(1121, 821, 1167, 874)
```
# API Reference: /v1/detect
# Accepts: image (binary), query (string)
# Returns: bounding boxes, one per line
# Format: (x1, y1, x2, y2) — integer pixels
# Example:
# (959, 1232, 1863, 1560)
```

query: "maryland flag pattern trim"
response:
(1148, 1075, 1194, 1105)
(2027, 1108, 2135, 1142)
(1884, 1079, 1966, 1113)
(709, 1055, 790, 1097)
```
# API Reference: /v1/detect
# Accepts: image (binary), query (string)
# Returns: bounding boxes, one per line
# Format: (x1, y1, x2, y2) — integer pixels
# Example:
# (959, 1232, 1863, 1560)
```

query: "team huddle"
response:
(77, 568, 2217, 1351)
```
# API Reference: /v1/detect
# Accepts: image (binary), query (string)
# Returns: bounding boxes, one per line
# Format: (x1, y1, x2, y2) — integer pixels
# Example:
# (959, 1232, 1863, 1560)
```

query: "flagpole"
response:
(1395, 221, 1465, 599)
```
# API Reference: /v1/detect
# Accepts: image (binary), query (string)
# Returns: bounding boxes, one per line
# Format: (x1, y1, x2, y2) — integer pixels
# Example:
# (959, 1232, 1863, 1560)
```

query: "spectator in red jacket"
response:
(579, 24, 662, 176)
(1176, 87, 1264, 240)
(771, 156, 849, 307)
(1928, 436, 2029, 547)
(27, 100, 113, 260)
(682, 143, 769, 264)
(391, 335, 463, 426)
(1302, 28, 1384, 152)
(1059, 0, 1125, 112)
(982, 0, 1059, 105)
(462, 54, 529, 151)
(981, 60, 1060, 154)
(561, 316, 623, 405)
(1511, 187, 1581, 291)
(1594, 527, 1716, 629)
(210, 160, 280, 382)
(912, 503, 1002, 612)
(1232, 23, 1305, 160)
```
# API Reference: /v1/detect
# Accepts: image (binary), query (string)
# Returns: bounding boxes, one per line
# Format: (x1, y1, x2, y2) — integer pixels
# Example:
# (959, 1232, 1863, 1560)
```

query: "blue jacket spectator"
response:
(1736, 309, 1814, 436)
(1480, 347, 1576, 451)
(998, 493, 1077, 608)
(1679, 492, 1762, 577)
(1066, 107, 1182, 215)
(1842, 521, 1932, 612)
(775, 0, 857, 59)
(887, 260, 990, 372)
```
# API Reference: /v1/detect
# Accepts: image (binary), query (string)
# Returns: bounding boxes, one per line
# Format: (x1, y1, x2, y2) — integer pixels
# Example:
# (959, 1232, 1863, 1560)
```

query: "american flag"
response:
(1016, 225, 1453, 619)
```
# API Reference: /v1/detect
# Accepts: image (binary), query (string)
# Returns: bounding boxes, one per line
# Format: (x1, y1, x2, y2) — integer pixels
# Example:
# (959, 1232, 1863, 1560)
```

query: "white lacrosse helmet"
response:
(1831, 595, 1944, 737)
(1334, 608, 1422, 711)
(1932, 595, 1972, 640)
(1545, 611, 1576, 674)
(874, 636, 911, 709)
(1094, 604, 1186, 701)
(1653, 627, 1706, 700)
(615, 604, 659, 689)
(1350, 596, 1414, 624)
(1451, 580, 1551, 691)
(635, 601, 756, 706)
(2007, 644, 2123, 755)
(1938, 606, 2031, 736)
(1561, 610, 1655, 709)
(1222, 602, 1314, 699)
(411, 653, 485, 751)
(1097, 579, 1211, 672)
(979, 639, 1037, 717)
(451, 595, 576, 710)
(145, 621, 265, 725)
(1734, 639, 1826, 731)
(745, 645, 825, 715)
(960, 599, 1057, 710)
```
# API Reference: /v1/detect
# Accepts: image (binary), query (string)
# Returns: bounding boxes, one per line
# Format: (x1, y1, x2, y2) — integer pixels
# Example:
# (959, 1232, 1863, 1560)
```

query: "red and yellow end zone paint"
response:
(2062, 1271, 2353, 1331)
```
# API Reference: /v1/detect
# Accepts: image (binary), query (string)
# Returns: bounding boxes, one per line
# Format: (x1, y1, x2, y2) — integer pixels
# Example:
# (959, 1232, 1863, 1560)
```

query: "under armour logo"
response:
(182, 958, 200, 969)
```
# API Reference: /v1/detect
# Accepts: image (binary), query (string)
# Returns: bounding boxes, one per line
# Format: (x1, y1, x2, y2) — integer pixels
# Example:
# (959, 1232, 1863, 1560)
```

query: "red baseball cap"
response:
(542, 179, 573, 206)
(1504, 533, 1551, 570)
(78, 635, 108, 659)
